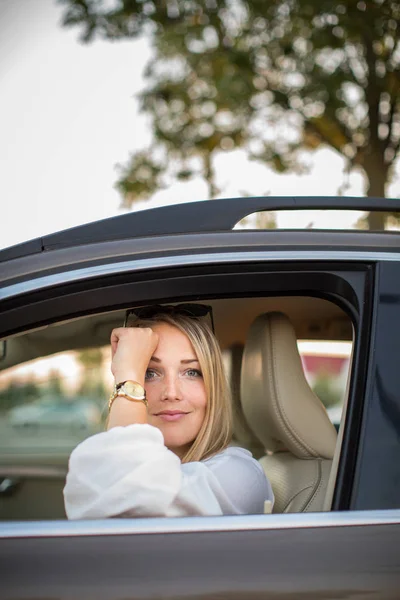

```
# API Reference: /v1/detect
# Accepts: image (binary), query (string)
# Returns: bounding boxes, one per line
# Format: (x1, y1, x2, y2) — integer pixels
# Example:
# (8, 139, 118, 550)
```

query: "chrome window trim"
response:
(0, 466, 67, 478)
(1, 249, 398, 302)
(1, 509, 399, 539)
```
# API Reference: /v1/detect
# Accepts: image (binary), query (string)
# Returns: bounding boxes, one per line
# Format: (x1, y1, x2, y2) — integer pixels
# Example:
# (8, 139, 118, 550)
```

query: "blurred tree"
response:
(236, 208, 277, 229)
(312, 372, 342, 409)
(46, 369, 65, 397)
(59, 0, 400, 228)
(76, 348, 106, 402)
(0, 380, 41, 413)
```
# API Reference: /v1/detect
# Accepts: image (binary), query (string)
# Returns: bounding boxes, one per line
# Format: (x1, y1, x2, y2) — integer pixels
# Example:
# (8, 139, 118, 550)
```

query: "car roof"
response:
(2, 196, 400, 262)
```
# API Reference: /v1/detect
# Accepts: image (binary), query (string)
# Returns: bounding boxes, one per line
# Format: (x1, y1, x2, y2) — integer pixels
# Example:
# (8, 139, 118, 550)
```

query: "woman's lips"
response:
(155, 411, 188, 422)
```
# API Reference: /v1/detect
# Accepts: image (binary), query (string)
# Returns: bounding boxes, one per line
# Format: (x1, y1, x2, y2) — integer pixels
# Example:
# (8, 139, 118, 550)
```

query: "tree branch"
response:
(362, 31, 382, 151)
(384, 93, 397, 155)
(304, 117, 352, 157)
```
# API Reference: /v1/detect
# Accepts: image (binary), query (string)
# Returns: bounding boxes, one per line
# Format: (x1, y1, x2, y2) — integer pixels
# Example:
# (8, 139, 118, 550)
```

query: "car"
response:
(0, 196, 399, 599)
(8, 397, 102, 432)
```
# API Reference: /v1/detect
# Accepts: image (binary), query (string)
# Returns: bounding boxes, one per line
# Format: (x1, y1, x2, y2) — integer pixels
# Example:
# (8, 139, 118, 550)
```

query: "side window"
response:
(0, 298, 354, 520)
(0, 346, 110, 520)
(298, 340, 352, 430)
(0, 348, 109, 436)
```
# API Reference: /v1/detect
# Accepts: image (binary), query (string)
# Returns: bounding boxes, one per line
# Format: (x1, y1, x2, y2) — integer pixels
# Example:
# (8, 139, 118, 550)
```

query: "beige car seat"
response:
(223, 344, 264, 459)
(241, 312, 338, 513)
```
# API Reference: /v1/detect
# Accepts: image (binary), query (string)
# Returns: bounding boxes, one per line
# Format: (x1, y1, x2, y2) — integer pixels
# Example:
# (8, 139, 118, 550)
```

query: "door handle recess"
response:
(0, 477, 21, 496)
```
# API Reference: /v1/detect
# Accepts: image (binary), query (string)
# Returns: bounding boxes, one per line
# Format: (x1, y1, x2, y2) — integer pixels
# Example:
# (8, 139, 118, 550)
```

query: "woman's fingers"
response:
(110, 328, 123, 358)
(110, 327, 159, 384)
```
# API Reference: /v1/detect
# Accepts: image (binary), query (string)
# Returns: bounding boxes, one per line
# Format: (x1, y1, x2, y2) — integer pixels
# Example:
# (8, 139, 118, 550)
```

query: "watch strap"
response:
(108, 380, 147, 412)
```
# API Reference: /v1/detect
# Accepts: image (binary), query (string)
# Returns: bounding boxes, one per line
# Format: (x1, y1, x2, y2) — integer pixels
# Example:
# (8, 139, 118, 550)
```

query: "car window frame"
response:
(1, 245, 380, 515)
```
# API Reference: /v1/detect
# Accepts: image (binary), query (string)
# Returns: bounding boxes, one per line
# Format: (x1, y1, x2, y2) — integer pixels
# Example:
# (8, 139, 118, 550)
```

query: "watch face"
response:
(123, 381, 145, 398)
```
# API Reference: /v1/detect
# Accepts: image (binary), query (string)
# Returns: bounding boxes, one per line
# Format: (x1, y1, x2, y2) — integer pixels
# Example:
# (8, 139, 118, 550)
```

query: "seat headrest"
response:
(241, 312, 337, 459)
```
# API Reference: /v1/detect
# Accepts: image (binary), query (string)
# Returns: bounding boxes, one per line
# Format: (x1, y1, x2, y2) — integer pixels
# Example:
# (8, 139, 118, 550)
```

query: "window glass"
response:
(235, 210, 400, 232)
(298, 340, 352, 429)
(0, 347, 110, 520)
(0, 348, 109, 452)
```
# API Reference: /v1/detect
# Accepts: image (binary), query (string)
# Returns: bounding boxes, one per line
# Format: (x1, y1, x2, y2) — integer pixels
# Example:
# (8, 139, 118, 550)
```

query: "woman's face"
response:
(146, 322, 207, 458)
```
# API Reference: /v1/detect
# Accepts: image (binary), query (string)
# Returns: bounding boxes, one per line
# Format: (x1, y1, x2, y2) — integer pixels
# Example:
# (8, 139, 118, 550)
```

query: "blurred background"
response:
(1, 0, 399, 251)
(0, 0, 398, 444)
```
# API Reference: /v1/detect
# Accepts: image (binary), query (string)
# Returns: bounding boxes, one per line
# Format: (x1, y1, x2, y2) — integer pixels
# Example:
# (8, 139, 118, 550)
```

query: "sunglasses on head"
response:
(124, 303, 215, 332)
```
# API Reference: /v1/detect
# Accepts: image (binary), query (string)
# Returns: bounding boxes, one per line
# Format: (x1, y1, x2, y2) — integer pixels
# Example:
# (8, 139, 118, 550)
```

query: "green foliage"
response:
(116, 150, 166, 207)
(0, 380, 41, 412)
(58, 0, 400, 224)
(46, 369, 65, 396)
(312, 373, 342, 409)
(237, 210, 277, 229)
(76, 348, 106, 402)
(0, 371, 65, 413)
(76, 348, 104, 370)
(0, 354, 107, 414)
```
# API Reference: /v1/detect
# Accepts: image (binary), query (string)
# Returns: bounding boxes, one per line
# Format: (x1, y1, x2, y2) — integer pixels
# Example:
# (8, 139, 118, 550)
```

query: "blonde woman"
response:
(64, 305, 273, 519)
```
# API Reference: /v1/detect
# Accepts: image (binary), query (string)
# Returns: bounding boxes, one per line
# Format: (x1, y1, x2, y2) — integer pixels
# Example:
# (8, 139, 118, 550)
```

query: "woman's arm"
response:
(107, 327, 158, 429)
(63, 424, 272, 519)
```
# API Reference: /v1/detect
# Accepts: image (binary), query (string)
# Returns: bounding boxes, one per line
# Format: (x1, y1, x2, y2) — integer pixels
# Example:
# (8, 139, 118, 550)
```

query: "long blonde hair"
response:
(130, 312, 233, 463)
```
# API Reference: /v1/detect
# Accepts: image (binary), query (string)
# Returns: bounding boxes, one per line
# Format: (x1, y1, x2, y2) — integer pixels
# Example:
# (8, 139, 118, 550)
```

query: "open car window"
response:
(0, 296, 354, 521)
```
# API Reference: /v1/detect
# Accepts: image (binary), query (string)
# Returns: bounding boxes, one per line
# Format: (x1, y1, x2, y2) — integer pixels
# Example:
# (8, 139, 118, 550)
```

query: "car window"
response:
(0, 347, 109, 432)
(235, 209, 400, 231)
(298, 340, 352, 430)
(0, 347, 110, 520)
(0, 297, 354, 520)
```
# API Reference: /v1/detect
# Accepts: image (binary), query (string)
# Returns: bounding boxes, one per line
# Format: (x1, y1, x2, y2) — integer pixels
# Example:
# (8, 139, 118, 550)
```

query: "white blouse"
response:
(64, 424, 274, 519)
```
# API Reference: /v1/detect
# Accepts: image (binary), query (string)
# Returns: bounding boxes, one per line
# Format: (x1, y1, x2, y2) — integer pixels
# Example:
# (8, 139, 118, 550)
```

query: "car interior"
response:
(0, 295, 353, 520)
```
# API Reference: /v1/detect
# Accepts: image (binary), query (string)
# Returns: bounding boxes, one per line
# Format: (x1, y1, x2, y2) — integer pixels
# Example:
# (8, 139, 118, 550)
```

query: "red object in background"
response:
(301, 355, 348, 376)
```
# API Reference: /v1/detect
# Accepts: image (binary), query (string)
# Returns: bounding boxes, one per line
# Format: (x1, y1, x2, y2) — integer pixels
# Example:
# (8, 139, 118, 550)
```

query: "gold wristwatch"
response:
(108, 380, 147, 412)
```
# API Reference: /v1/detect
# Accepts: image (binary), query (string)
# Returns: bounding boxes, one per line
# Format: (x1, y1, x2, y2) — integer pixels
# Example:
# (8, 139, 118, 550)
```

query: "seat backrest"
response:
(222, 344, 264, 459)
(240, 312, 338, 513)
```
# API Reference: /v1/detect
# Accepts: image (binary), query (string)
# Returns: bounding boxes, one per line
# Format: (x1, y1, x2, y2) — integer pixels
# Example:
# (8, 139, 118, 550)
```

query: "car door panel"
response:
(1, 514, 400, 599)
(350, 261, 400, 510)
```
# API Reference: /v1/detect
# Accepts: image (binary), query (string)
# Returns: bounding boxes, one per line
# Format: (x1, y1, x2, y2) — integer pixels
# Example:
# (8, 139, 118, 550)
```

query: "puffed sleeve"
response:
(63, 424, 273, 520)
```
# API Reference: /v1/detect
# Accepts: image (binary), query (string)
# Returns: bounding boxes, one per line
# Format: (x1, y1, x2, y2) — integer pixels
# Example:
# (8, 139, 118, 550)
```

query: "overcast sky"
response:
(2, 0, 395, 251)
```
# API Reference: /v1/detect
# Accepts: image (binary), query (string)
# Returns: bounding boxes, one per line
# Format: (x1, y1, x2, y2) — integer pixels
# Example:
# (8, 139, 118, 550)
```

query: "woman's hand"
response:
(111, 327, 159, 385)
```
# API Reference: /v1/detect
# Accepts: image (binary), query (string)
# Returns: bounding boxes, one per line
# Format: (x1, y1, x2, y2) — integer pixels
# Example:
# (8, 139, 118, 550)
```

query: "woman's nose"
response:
(162, 374, 182, 401)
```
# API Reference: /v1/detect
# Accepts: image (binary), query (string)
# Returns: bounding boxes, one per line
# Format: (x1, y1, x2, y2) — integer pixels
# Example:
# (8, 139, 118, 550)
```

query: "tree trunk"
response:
(203, 152, 219, 199)
(364, 153, 388, 231)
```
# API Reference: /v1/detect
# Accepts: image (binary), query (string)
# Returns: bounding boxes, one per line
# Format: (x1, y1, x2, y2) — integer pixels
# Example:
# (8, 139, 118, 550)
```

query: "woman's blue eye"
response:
(186, 369, 202, 378)
(145, 369, 157, 381)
